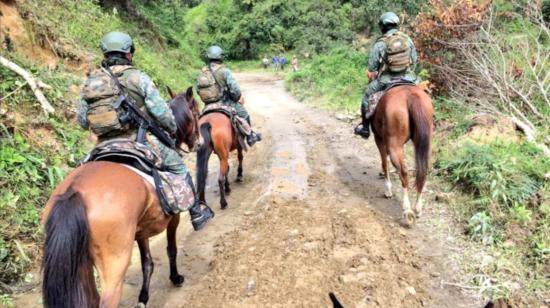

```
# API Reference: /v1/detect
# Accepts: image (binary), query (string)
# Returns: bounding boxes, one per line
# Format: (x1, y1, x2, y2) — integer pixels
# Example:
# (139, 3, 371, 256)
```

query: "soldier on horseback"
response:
(197, 45, 262, 146)
(354, 12, 419, 139)
(77, 31, 213, 231)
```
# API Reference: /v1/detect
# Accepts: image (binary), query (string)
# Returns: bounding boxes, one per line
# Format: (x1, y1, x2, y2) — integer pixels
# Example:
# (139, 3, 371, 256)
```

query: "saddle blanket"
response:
(80, 139, 194, 215)
(201, 102, 251, 150)
(201, 102, 252, 136)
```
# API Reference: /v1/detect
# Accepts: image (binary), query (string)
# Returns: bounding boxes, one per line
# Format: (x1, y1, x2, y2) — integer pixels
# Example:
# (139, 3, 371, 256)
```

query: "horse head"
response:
(167, 86, 200, 152)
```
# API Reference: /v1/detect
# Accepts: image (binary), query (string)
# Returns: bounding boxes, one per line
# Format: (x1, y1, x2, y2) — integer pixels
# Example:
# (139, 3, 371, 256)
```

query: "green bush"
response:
(285, 47, 367, 111)
(437, 140, 548, 208)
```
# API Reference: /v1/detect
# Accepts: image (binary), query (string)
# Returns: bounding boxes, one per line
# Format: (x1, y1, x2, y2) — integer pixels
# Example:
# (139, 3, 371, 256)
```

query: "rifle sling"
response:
(103, 65, 175, 149)
(208, 63, 226, 100)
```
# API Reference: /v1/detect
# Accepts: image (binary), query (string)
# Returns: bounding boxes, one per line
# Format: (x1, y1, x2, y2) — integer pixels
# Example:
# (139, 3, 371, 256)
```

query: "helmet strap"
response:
(102, 52, 132, 67)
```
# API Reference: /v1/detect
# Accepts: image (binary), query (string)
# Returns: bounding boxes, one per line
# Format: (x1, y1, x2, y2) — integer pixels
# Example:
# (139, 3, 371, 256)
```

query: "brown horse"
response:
(196, 111, 244, 209)
(371, 85, 433, 226)
(41, 90, 198, 308)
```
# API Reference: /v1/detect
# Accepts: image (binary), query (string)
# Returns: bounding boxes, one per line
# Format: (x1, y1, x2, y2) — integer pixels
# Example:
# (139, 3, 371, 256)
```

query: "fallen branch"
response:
(512, 116, 550, 157)
(0, 55, 55, 115)
(441, 281, 479, 291)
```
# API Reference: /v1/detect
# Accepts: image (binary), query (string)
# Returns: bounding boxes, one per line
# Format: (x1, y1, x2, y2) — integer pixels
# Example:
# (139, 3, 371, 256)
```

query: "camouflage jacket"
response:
(196, 62, 241, 104)
(368, 29, 418, 83)
(78, 65, 177, 135)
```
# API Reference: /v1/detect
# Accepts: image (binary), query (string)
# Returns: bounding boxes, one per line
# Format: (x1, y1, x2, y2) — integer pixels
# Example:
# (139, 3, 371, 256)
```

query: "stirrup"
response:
(191, 205, 214, 231)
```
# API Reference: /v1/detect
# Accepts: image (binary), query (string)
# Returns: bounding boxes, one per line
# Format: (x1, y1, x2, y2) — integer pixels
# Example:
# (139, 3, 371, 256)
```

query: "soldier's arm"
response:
(408, 37, 418, 66)
(138, 72, 177, 134)
(224, 69, 242, 102)
(77, 98, 89, 129)
(367, 41, 385, 73)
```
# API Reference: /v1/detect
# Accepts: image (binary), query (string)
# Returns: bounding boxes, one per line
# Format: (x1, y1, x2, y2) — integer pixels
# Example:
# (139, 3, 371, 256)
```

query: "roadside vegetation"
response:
(0, 0, 203, 304)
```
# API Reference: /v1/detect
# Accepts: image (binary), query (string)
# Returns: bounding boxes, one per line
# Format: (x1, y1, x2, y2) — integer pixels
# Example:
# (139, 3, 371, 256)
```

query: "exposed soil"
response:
(14, 73, 485, 307)
(0, 1, 92, 72)
(0, 1, 58, 67)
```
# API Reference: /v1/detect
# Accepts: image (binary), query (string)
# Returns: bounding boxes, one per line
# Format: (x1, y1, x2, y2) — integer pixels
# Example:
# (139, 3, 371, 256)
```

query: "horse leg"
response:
(94, 241, 133, 308)
(414, 188, 425, 218)
(166, 215, 185, 286)
(236, 147, 244, 183)
(388, 144, 414, 225)
(219, 156, 230, 209)
(375, 135, 392, 198)
(137, 238, 154, 307)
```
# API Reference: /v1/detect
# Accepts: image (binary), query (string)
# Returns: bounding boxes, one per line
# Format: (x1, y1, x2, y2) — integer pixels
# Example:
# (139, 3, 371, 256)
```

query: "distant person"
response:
(354, 12, 419, 139)
(279, 55, 286, 70)
(197, 46, 262, 146)
(291, 55, 299, 72)
(262, 56, 269, 69)
(272, 55, 279, 70)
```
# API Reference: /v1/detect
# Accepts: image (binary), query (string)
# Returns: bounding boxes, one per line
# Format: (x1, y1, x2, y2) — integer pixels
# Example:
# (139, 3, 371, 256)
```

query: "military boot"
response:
(246, 117, 262, 146)
(354, 105, 371, 139)
(247, 131, 262, 146)
(189, 200, 215, 231)
(185, 173, 214, 231)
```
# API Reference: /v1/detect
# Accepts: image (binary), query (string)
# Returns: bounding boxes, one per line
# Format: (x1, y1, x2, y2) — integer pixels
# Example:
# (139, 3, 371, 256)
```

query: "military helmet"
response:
(100, 31, 135, 54)
(207, 45, 224, 60)
(379, 12, 400, 29)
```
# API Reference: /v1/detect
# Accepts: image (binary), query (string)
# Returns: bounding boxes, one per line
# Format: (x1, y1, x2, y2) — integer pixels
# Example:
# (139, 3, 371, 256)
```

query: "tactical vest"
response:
(82, 65, 145, 137)
(197, 63, 228, 104)
(379, 31, 412, 74)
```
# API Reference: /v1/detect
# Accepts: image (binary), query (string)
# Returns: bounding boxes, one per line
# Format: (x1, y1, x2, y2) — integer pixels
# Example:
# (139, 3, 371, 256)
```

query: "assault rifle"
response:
(104, 65, 176, 150)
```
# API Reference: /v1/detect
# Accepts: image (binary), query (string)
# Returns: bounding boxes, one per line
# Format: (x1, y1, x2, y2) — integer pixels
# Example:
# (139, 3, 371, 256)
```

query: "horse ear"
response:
(166, 86, 177, 99)
(185, 86, 194, 100)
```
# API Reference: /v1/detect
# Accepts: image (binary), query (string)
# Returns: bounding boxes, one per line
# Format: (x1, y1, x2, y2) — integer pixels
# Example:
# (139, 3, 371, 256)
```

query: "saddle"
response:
(200, 102, 251, 150)
(367, 80, 417, 118)
(79, 139, 195, 215)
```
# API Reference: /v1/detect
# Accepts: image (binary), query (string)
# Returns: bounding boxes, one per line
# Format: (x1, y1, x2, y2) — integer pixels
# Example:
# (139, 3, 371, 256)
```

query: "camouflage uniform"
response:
(199, 62, 249, 121)
(78, 65, 188, 175)
(361, 28, 419, 115)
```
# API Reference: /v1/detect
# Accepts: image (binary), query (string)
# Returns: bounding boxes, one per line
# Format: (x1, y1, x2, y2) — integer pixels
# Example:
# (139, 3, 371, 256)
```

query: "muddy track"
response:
(15, 73, 483, 308)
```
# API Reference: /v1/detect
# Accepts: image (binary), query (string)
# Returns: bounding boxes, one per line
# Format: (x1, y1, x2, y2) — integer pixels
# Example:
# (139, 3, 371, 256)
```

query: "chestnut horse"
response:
(371, 85, 433, 226)
(41, 89, 198, 308)
(196, 111, 244, 209)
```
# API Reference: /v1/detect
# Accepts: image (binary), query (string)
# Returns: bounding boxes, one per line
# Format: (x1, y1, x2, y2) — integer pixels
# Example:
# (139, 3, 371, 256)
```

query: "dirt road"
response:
(15, 73, 483, 307)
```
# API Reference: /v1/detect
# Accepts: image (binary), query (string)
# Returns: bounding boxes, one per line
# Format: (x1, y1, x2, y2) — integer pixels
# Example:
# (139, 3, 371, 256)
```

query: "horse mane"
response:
(170, 93, 193, 149)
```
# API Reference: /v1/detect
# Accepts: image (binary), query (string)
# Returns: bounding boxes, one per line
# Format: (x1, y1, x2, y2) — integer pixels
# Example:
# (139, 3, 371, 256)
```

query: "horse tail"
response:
(408, 94, 432, 193)
(42, 188, 97, 308)
(197, 122, 213, 196)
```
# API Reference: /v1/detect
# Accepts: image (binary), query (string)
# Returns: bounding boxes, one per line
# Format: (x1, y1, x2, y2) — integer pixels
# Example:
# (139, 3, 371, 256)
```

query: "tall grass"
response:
(285, 47, 367, 112)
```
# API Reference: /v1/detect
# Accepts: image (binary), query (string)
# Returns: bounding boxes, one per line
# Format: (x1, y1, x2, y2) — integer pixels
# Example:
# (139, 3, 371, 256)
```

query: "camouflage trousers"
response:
(227, 101, 250, 122)
(360, 79, 387, 116)
(147, 135, 188, 175)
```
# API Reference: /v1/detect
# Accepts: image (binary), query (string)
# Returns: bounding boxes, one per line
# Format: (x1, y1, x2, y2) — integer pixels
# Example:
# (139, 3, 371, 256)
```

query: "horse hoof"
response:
(384, 192, 393, 199)
(221, 203, 228, 210)
(135, 303, 146, 308)
(414, 209, 422, 218)
(170, 274, 185, 287)
(236, 176, 243, 183)
(225, 188, 232, 195)
(404, 211, 415, 227)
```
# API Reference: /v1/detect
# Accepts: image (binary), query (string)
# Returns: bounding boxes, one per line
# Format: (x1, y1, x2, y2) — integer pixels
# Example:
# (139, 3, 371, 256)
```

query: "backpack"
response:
(197, 65, 224, 104)
(81, 67, 129, 137)
(381, 32, 411, 73)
